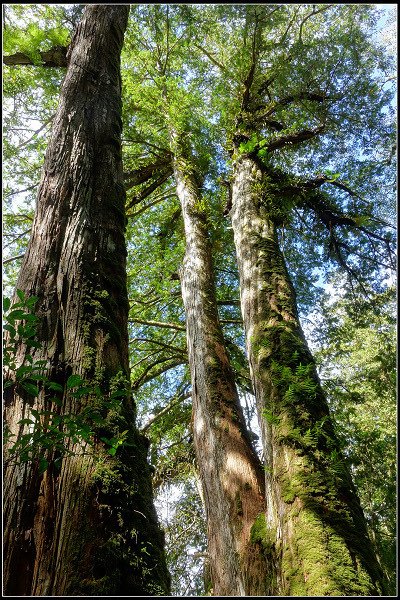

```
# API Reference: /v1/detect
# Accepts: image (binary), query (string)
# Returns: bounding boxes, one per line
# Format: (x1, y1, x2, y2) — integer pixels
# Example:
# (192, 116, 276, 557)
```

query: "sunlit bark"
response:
(170, 132, 270, 596)
(230, 153, 386, 596)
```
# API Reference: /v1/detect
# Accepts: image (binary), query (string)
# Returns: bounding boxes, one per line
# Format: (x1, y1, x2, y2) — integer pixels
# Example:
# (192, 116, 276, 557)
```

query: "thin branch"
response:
(131, 350, 166, 371)
(4, 184, 39, 200)
(125, 169, 173, 209)
(140, 391, 192, 433)
(194, 43, 227, 72)
(298, 5, 334, 44)
(132, 357, 187, 390)
(217, 300, 241, 306)
(259, 91, 341, 121)
(132, 337, 187, 355)
(3, 254, 25, 265)
(3, 229, 31, 248)
(129, 318, 186, 331)
(123, 154, 172, 189)
(127, 193, 176, 220)
(220, 319, 243, 325)
(15, 115, 54, 150)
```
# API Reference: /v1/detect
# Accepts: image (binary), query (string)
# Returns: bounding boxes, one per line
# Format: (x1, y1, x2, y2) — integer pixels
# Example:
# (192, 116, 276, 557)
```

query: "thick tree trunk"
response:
(170, 138, 270, 595)
(230, 154, 386, 596)
(3, 6, 170, 596)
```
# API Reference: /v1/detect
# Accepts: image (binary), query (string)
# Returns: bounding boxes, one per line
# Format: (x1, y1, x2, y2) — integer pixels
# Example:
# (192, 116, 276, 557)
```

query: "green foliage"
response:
(3, 291, 132, 470)
(157, 479, 207, 596)
(312, 285, 396, 592)
(250, 513, 276, 554)
(2, 4, 396, 593)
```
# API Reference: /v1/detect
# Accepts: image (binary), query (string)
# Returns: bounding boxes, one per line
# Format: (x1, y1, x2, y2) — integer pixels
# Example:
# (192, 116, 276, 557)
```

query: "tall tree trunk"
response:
(230, 154, 386, 596)
(170, 135, 270, 596)
(3, 6, 170, 596)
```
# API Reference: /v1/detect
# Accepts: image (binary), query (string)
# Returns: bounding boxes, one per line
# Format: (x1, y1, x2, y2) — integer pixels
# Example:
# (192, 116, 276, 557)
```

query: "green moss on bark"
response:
(250, 513, 276, 554)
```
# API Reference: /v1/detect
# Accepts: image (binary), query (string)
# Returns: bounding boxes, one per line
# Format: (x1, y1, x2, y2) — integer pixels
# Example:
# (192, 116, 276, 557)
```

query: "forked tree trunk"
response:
(3, 6, 170, 596)
(170, 136, 270, 596)
(230, 154, 386, 596)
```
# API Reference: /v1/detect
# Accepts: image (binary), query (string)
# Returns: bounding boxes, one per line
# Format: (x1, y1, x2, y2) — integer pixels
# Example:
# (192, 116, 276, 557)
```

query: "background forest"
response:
(2, 4, 397, 596)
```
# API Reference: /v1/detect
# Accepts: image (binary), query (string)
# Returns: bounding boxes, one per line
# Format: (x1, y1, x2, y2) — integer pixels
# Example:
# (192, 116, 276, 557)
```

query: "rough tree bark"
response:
(169, 132, 270, 596)
(3, 6, 170, 596)
(230, 153, 386, 596)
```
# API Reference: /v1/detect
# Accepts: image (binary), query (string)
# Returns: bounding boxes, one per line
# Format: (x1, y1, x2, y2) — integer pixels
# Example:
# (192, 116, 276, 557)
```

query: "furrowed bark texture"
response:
(171, 138, 270, 596)
(3, 6, 170, 596)
(230, 154, 386, 596)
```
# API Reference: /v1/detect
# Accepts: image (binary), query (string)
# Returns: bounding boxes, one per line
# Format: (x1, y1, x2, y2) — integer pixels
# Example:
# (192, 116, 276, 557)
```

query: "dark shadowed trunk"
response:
(169, 132, 270, 596)
(3, 6, 170, 596)
(230, 153, 386, 596)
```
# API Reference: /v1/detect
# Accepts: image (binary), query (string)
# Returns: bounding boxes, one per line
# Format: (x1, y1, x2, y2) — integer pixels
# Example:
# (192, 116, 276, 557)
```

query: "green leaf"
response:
(46, 381, 64, 393)
(26, 296, 39, 309)
(3, 324, 16, 336)
(66, 374, 84, 389)
(3, 297, 11, 312)
(16, 289, 25, 301)
(25, 340, 42, 348)
(21, 381, 39, 396)
(109, 389, 127, 399)
(107, 447, 117, 456)
(17, 418, 35, 425)
(39, 457, 49, 474)
(6, 309, 28, 323)
(70, 386, 92, 398)
(16, 365, 33, 378)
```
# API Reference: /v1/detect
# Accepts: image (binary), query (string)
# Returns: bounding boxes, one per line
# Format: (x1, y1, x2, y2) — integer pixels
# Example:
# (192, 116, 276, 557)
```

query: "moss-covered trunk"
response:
(170, 134, 270, 595)
(230, 154, 386, 596)
(3, 6, 170, 595)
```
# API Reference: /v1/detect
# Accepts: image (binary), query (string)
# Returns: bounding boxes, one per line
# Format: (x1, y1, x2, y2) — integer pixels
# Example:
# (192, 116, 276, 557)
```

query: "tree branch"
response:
(298, 5, 334, 44)
(127, 192, 176, 220)
(258, 91, 341, 121)
(267, 124, 325, 151)
(140, 391, 192, 433)
(15, 115, 54, 150)
(194, 43, 226, 72)
(131, 337, 186, 355)
(3, 229, 31, 248)
(123, 154, 172, 190)
(125, 169, 173, 209)
(132, 357, 187, 390)
(129, 318, 186, 331)
(4, 45, 68, 68)
(3, 254, 25, 265)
